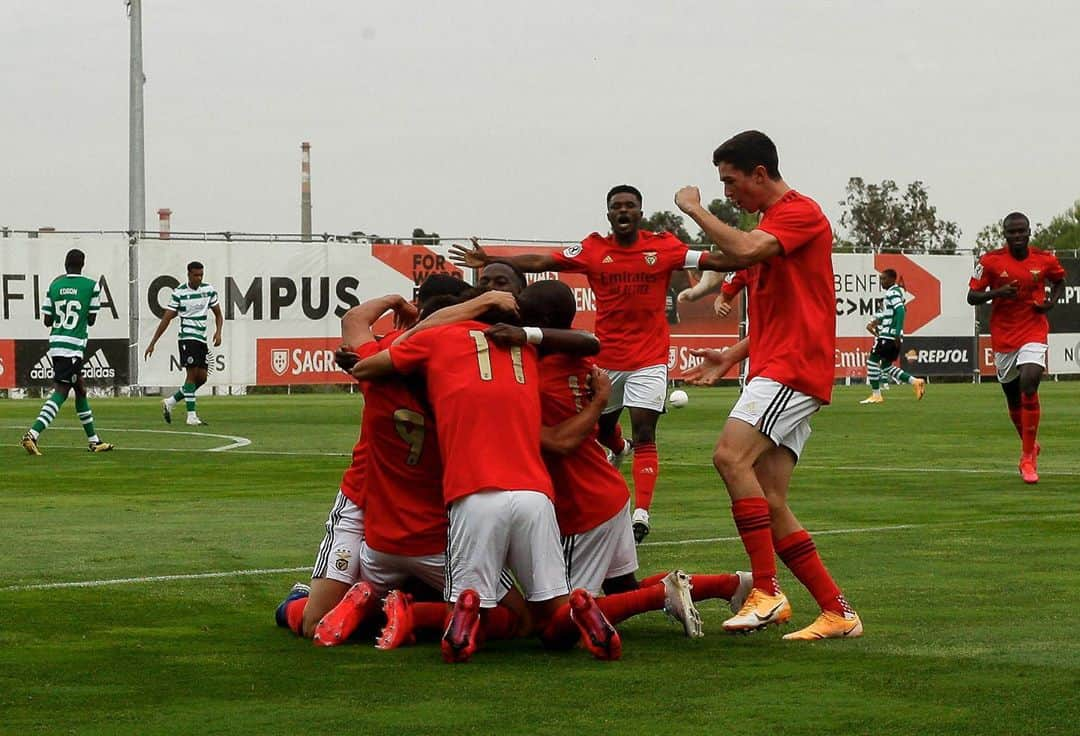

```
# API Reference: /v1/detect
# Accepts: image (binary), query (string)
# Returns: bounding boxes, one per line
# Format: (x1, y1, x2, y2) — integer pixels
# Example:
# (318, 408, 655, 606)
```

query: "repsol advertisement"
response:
(15, 339, 130, 387)
(898, 336, 977, 376)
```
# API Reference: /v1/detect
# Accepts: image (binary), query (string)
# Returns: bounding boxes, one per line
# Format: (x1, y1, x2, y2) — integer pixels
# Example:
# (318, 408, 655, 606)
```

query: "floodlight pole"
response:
(127, 0, 146, 391)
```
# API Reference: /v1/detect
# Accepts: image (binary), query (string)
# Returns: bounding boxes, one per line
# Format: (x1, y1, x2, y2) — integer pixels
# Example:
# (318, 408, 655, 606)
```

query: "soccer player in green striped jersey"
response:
(860, 268, 926, 404)
(144, 261, 223, 426)
(21, 249, 115, 455)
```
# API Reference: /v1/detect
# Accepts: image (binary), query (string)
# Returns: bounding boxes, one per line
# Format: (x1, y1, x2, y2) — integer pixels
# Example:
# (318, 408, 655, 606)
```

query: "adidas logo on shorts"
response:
(29, 349, 116, 381)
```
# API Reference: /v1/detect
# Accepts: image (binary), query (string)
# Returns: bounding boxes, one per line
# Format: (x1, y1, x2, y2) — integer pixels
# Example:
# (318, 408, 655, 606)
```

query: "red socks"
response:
(732, 497, 778, 594)
(1008, 406, 1023, 439)
(480, 606, 520, 641)
(595, 585, 665, 625)
(632, 442, 658, 511)
(540, 603, 580, 649)
(413, 601, 451, 633)
(688, 574, 740, 602)
(1020, 393, 1040, 456)
(775, 529, 846, 615)
(285, 598, 306, 636)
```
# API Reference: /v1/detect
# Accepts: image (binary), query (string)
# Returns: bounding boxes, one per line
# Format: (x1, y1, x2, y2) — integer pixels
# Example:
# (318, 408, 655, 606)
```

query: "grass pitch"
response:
(2, 383, 1079, 735)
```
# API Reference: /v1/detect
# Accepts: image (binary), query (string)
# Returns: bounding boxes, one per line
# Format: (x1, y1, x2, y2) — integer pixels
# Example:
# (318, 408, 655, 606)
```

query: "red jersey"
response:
(336, 339, 387, 509)
(550, 230, 698, 371)
(721, 270, 748, 298)
(389, 321, 553, 505)
(748, 190, 836, 404)
(539, 354, 630, 536)
(970, 247, 1066, 353)
(358, 332, 446, 557)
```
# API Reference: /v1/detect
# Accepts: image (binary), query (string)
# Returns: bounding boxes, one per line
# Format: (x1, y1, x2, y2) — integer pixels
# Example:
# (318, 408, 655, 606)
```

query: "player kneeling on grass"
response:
(348, 279, 632, 662)
(21, 248, 114, 455)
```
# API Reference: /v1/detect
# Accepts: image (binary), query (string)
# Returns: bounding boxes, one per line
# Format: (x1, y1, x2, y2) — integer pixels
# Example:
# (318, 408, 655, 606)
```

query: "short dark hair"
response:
(64, 249, 85, 273)
(187, 261, 204, 272)
(606, 184, 643, 208)
(482, 261, 528, 293)
(417, 273, 469, 307)
(519, 280, 576, 330)
(712, 130, 781, 179)
(881, 268, 897, 280)
(1003, 212, 1029, 228)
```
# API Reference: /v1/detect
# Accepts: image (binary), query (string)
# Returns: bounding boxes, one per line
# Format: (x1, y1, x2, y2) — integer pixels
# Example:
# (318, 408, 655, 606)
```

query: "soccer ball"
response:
(669, 389, 689, 408)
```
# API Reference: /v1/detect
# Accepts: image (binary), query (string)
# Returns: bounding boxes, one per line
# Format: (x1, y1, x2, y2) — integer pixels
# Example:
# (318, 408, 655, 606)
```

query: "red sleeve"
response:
(969, 255, 992, 290)
(389, 327, 438, 374)
(548, 238, 593, 273)
(1047, 253, 1067, 282)
(660, 233, 691, 271)
(721, 270, 747, 296)
(757, 200, 829, 255)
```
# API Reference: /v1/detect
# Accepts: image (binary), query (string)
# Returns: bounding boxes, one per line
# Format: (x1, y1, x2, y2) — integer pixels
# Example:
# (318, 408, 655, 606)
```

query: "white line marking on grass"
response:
(3, 425, 251, 452)
(6, 512, 1078, 593)
(662, 460, 1080, 477)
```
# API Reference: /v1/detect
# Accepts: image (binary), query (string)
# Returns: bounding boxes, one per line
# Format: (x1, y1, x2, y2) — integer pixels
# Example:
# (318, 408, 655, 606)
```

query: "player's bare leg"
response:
(300, 577, 351, 639)
(712, 419, 791, 631)
(598, 408, 633, 467)
(752, 446, 862, 640)
(627, 407, 661, 543)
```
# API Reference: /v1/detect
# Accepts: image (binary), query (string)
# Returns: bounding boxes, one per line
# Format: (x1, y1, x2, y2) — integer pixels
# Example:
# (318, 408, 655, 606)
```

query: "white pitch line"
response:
(5, 511, 1078, 592)
(2, 425, 251, 452)
(662, 460, 1080, 477)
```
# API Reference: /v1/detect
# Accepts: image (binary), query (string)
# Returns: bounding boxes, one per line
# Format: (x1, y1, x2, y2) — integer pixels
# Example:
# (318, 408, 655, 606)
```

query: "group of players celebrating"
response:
(16, 129, 1066, 660)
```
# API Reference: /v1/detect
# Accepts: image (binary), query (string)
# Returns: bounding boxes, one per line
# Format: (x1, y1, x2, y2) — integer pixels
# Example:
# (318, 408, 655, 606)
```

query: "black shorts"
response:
(178, 340, 209, 370)
(870, 338, 901, 365)
(52, 356, 84, 385)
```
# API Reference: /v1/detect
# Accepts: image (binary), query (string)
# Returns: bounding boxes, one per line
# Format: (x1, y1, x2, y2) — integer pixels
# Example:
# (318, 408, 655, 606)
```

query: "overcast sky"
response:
(2, 1, 1078, 246)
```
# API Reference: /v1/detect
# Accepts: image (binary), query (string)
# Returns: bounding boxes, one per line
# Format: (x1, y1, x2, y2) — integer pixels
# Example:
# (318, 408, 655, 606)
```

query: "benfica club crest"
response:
(643, 251, 658, 266)
(271, 348, 290, 376)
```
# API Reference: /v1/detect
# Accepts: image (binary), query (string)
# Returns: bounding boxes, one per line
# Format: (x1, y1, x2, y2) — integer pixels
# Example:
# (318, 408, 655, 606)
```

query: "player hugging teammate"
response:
(275, 267, 752, 662)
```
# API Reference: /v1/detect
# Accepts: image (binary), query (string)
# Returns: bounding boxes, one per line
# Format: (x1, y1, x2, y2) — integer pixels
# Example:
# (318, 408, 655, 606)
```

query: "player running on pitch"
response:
(450, 186, 731, 543)
(860, 268, 926, 404)
(144, 261, 223, 426)
(21, 249, 114, 455)
(968, 211, 1066, 483)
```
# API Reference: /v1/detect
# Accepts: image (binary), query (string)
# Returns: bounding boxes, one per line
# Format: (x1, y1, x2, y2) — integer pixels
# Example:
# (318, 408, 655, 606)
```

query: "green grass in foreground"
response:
(1, 383, 1078, 735)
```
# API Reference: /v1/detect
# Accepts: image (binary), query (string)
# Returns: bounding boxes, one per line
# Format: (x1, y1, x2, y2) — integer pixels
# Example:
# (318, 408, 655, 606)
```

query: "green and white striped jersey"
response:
(41, 274, 101, 358)
(167, 283, 219, 343)
(875, 284, 907, 339)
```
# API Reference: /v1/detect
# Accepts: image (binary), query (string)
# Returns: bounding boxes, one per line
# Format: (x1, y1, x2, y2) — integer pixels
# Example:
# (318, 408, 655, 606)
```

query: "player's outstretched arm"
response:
(484, 324, 600, 357)
(683, 338, 749, 386)
(448, 237, 565, 273)
(675, 186, 780, 268)
(144, 310, 176, 359)
(678, 270, 724, 303)
(541, 367, 612, 455)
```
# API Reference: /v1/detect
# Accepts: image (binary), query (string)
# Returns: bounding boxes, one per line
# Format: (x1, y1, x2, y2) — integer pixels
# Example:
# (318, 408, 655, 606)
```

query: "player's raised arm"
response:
(676, 187, 781, 269)
(341, 294, 415, 348)
(449, 237, 566, 273)
(348, 349, 397, 382)
(392, 290, 519, 345)
(678, 269, 724, 303)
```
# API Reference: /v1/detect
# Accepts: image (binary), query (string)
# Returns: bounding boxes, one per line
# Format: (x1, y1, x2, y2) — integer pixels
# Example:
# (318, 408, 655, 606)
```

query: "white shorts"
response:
(446, 490, 569, 607)
(562, 499, 638, 595)
(603, 364, 668, 414)
(359, 545, 446, 598)
(311, 490, 365, 585)
(995, 342, 1047, 383)
(729, 377, 821, 459)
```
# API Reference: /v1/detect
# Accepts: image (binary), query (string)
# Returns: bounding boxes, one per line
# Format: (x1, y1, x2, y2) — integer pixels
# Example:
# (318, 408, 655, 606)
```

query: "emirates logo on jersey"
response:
(643, 251, 658, 266)
(271, 349, 290, 376)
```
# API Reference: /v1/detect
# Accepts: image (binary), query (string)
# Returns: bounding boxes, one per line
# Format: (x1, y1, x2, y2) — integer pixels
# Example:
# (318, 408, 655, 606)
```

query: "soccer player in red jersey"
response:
(968, 212, 1066, 483)
(674, 130, 863, 641)
(450, 186, 731, 543)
